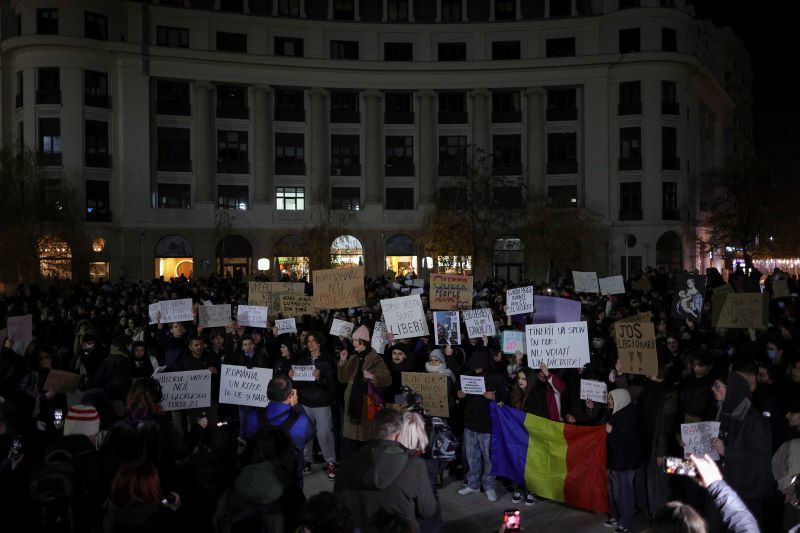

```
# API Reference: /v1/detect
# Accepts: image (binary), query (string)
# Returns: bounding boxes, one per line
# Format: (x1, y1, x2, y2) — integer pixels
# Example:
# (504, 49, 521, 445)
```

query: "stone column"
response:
(470, 89, 491, 156)
(308, 88, 328, 205)
(714, 114, 725, 168)
(416, 90, 436, 205)
(363, 90, 384, 206)
(194, 81, 214, 204)
(253, 85, 272, 204)
(525, 87, 545, 196)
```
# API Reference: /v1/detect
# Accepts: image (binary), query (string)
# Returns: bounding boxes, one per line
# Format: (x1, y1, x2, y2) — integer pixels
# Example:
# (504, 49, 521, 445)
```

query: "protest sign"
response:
(502, 330, 526, 354)
(533, 296, 581, 324)
(599, 276, 626, 296)
(148, 298, 194, 325)
(505, 286, 534, 316)
(43, 369, 81, 394)
(712, 292, 769, 330)
(312, 266, 366, 309)
(154, 370, 212, 411)
(402, 372, 449, 417)
(380, 294, 429, 340)
(371, 321, 389, 354)
(525, 321, 590, 368)
(615, 320, 658, 375)
(236, 305, 268, 328)
(280, 294, 314, 317)
(7, 314, 33, 344)
(202, 300, 212, 306)
(292, 365, 315, 382)
(673, 274, 706, 321)
(219, 364, 272, 407)
(460, 375, 486, 395)
(249, 282, 305, 316)
(198, 304, 231, 328)
(430, 274, 473, 310)
(681, 421, 721, 460)
(410, 287, 424, 295)
(618, 311, 653, 323)
(572, 272, 599, 293)
(462, 308, 496, 339)
(330, 318, 354, 338)
(433, 311, 461, 345)
(773, 279, 790, 299)
(579, 379, 608, 403)
(275, 318, 297, 335)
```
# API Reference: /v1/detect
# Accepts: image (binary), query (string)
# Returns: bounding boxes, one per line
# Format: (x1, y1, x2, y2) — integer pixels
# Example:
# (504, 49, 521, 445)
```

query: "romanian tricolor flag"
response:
(490, 403, 608, 513)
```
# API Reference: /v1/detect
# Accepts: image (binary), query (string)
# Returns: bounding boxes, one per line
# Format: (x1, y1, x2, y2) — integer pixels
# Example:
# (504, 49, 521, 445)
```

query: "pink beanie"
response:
(64, 404, 100, 437)
(352, 325, 371, 343)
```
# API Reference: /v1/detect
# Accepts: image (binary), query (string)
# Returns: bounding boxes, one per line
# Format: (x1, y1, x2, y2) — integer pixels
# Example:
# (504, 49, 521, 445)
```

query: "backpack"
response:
(29, 449, 91, 533)
(429, 416, 458, 462)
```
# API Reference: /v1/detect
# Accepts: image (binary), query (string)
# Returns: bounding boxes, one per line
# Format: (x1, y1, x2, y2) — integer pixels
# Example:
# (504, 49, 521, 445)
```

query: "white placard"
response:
(599, 276, 626, 296)
(434, 311, 461, 345)
(506, 286, 534, 316)
(371, 321, 389, 354)
(462, 308, 496, 339)
(236, 305, 268, 328)
(219, 364, 272, 407)
(153, 370, 212, 411)
(681, 421, 721, 460)
(202, 300, 213, 306)
(380, 294, 430, 340)
(572, 271, 600, 294)
(410, 287, 424, 295)
(275, 318, 297, 335)
(198, 304, 231, 328)
(460, 375, 486, 395)
(148, 298, 194, 325)
(330, 319, 354, 338)
(579, 379, 608, 403)
(524, 321, 590, 369)
(292, 365, 315, 382)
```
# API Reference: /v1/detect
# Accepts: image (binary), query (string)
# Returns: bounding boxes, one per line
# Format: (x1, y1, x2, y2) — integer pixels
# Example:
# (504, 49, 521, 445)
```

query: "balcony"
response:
(492, 163, 523, 176)
(36, 91, 61, 105)
(438, 161, 466, 176)
(438, 111, 468, 124)
(661, 102, 680, 115)
(493, 187, 525, 208)
(275, 160, 306, 175)
(86, 209, 112, 222)
(385, 162, 415, 176)
(491, 110, 521, 123)
(662, 209, 680, 221)
(619, 209, 643, 221)
(619, 158, 642, 171)
(331, 165, 361, 176)
(38, 152, 62, 166)
(157, 101, 190, 116)
(85, 153, 111, 168)
(157, 159, 192, 172)
(275, 108, 305, 122)
(546, 107, 578, 121)
(384, 111, 414, 124)
(15, 94, 23, 108)
(217, 103, 249, 119)
(330, 110, 360, 123)
(618, 102, 641, 115)
(547, 160, 578, 175)
(217, 160, 250, 174)
(85, 94, 111, 108)
(662, 157, 680, 171)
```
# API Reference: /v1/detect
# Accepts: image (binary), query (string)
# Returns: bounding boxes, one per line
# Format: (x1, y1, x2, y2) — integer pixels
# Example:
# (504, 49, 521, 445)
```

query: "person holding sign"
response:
(508, 367, 539, 506)
(605, 389, 642, 533)
(155, 311, 193, 371)
(229, 336, 269, 437)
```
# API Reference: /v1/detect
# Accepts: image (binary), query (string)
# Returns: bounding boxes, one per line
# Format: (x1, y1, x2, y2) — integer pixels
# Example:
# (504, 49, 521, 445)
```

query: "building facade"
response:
(0, 0, 751, 282)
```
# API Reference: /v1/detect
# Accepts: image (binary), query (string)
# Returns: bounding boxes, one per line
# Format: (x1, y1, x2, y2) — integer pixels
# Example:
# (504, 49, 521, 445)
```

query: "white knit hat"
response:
(63, 404, 100, 437)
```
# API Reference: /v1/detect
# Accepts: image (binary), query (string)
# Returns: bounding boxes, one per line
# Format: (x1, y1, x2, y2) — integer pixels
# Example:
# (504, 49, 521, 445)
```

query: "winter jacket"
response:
(523, 372, 566, 422)
(338, 348, 391, 441)
(102, 501, 177, 533)
(637, 379, 679, 459)
(228, 348, 269, 369)
(607, 392, 642, 471)
(707, 480, 761, 533)
(243, 402, 314, 451)
(155, 329, 187, 370)
(460, 350, 509, 433)
(294, 353, 336, 407)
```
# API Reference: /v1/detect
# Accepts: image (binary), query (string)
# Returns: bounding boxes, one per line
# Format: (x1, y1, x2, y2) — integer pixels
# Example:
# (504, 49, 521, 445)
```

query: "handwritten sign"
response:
(462, 308, 496, 338)
(460, 375, 486, 395)
(154, 370, 212, 411)
(402, 372, 449, 417)
(280, 294, 314, 317)
(219, 364, 272, 407)
(148, 299, 194, 325)
(502, 330, 526, 354)
(614, 320, 658, 375)
(712, 293, 769, 330)
(7, 314, 33, 344)
(533, 296, 581, 324)
(506, 286, 534, 316)
(312, 266, 365, 309)
(525, 321, 590, 368)
(599, 276, 626, 296)
(291, 365, 315, 382)
(433, 311, 461, 345)
(371, 321, 389, 354)
(572, 271, 599, 293)
(43, 369, 81, 394)
(275, 318, 297, 335)
(236, 305, 268, 328)
(773, 279, 790, 299)
(330, 318, 354, 338)
(681, 421, 721, 460)
(430, 274, 473, 310)
(618, 311, 653, 323)
(249, 282, 305, 316)
(198, 304, 231, 328)
(380, 294, 429, 340)
(579, 379, 608, 403)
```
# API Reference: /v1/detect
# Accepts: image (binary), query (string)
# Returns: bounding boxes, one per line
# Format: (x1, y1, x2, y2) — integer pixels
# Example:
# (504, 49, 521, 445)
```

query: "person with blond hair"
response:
(398, 411, 442, 533)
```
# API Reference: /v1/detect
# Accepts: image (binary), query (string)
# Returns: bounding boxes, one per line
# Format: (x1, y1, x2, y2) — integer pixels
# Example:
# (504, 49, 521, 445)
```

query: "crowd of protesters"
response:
(0, 264, 799, 533)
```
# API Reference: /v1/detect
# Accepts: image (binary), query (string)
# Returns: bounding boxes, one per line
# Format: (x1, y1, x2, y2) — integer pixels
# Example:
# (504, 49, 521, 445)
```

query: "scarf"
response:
(425, 362, 455, 382)
(347, 351, 368, 424)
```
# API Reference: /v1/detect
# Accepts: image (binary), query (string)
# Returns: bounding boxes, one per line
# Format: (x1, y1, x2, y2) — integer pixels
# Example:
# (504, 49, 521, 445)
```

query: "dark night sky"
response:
(694, 1, 799, 179)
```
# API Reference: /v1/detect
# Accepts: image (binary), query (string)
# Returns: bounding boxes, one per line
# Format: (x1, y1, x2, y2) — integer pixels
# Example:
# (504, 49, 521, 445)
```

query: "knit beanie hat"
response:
(352, 325, 371, 343)
(64, 404, 100, 437)
(429, 349, 446, 364)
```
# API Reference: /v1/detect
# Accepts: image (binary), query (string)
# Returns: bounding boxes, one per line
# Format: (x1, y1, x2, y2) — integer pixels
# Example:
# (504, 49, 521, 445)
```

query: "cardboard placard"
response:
(772, 279, 790, 299)
(42, 369, 81, 394)
(525, 321, 590, 369)
(153, 370, 212, 411)
(279, 294, 314, 317)
(330, 318, 354, 338)
(681, 421, 721, 460)
(198, 304, 231, 328)
(275, 318, 297, 335)
(462, 308, 496, 338)
(312, 266, 365, 310)
(292, 365, 315, 382)
(219, 364, 272, 407)
(579, 379, 608, 403)
(712, 292, 769, 330)
(402, 372, 449, 417)
(371, 321, 389, 354)
(430, 274, 473, 310)
(599, 276, 626, 296)
(433, 311, 461, 345)
(249, 282, 305, 316)
(380, 294, 429, 340)
(7, 314, 33, 344)
(618, 311, 653, 323)
(236, 305, 269, 328)
(506, 286, 534, 316)
(148, 299, 194, 325)
(501, 330, 526, 354)
(533, 296, 581, 324)
(572, 271, 600, 293)
(614, 320, 658, 375)
(460, 375, 486, 395)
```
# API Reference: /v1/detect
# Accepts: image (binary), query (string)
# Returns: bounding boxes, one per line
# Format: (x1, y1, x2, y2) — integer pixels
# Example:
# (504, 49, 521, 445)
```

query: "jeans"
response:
(608, 469, 636, 530)
(464, 428, 495, 491)
(302, 405, 337, 464)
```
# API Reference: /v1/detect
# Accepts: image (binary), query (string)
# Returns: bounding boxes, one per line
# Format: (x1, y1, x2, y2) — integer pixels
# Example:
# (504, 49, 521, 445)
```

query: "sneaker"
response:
(327, 463, 336, 480)
(603, 518, 618, 528)
(525, 492, 536, 506)
(614, 527, 631, 533)
(485, 489, 498, 502)
(511, 491, 523, 504)
(303, 462, 312, 476)
(457, 486, 480, 496)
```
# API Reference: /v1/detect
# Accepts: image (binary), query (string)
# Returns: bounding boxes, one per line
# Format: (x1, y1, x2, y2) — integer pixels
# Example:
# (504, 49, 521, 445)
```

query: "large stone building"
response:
(0, 0, 751, 282)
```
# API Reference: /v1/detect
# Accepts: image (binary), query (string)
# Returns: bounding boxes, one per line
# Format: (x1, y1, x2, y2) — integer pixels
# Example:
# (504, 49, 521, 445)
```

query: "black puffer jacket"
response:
(460, 350, 508, 433)
(294, 352, 336, 407)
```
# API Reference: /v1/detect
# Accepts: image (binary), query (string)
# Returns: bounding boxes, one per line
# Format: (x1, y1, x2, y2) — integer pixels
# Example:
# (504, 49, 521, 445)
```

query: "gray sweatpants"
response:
(302, 404, 337, 464)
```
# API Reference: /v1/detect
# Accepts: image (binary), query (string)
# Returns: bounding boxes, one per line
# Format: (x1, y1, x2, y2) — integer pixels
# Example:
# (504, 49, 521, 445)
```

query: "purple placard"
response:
(532, 296, 581, 324)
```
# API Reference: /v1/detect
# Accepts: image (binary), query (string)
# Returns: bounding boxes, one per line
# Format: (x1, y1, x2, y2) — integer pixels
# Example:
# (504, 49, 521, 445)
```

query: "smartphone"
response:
(503, 509, 521, 532)
(11, 436, 23, 459)
(160, 493, 176, 506)
(53, 409, 64, 429)
(664, 456, 697, 477)
(216, 420, 228, 427)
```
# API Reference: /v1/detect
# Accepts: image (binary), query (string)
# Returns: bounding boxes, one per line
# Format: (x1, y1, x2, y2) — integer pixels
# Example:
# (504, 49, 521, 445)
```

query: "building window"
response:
(547, 132, 577, 174)
(662, 182, 678, 220)
(274, 88, 305, 121)
(276, 186, 305, 210)
(492, 41, 521, 60)
(619, 182, 642, 220)
(331, 40, 359, 59)
(330, 91, 360, 123)
(662, 127, 678, 170)
(85, 12, 108, 41)
(85, 120, 110, 168)
(546, 88, 577, 121)
(92, 238, 107, 253)
(86, 180, 111, 221)
(217, 32, 247, 53)
(385, 136, 414, 176)
(661, 81, 679, 114)
(618, 81, 641, 115)
(384, 42, 413, 61)
(38, 236, 72, 279)
(156, 80, 191, 116)
(217, 131, 249, 174)
(387, 0, 409, 21)
(331, 135, 361, 175)
(275, 37, 303, 57)
(440, 0, 462, 21)
(385, 92, 414, 123)
(548, 185, 577, 207)
(37, 9, 58, 35)
(36, 68, 61, 105)
(492, 91, 521, 123)
(38, 118, 62, 166)
(157, 184, 191, 209)
(619, 28, 641, 53)
(331, 187, 361, 210)
(438, 42, 467, 61)
(438, 92, 467, 124)
(217, 85, 248, 119)
(545, 37, 575, 58)
(333, 0, 355, 20)
(277, 0, 301, 16)
(385, 188, 414, 210)
(218, 185, 249, 210)
(549, 0, 572, 17)
(157, 127, 191, 172)
(662, 27, 677, 52)
(15, 72, 23, 108)
(438, 135, 467, 176)
(84, 70, 110, 108)
(157, 26, 189, 48)
(275, 133, 305, 174)
(492, 134, 522, 175)
(619, 127, 642, 170)
(495, 0, 516, 20)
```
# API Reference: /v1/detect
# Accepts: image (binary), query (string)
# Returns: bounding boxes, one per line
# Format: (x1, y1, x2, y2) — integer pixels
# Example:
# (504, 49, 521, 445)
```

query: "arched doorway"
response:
(38, 236, 72, 279)
(385, 234, 417, 277)
(216, 234, 253, 278)
(89, 237, 110, 282)
(493, 237, 525, 282)
(331, 235, 363, 268)
(154, 234, 193, 280)
(275, 234, 308, 281)
(656, 231, 683, 272)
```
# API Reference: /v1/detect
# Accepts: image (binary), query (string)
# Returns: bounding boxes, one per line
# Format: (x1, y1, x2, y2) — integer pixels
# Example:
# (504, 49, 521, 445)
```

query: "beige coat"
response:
(338, 348, 391, 441)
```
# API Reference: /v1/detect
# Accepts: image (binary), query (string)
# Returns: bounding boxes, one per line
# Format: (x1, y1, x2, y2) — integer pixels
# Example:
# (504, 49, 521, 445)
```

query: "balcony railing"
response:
(619, 209, 643, 221)
(546, 107, 578, 121)
(330, 110, 360, 123)
(275, 108, 305, 122)
(157, 159, 192, 172)
(85, 94, 111, 108)
(492, 163, 523, 176)
(661, 102, 680, 115)
(547, 160, 578, 175)
(217, 159, 250, 174)
(438, 111, 468, 124)
(619, 158, 642, 171)
(15, 94, 23, 108)
(156, 101, 190, 116)
(662, 157, 680, 171)
(217, 103, 249, 119)
(36, 91, 61, 105)
(331, 164, 361, 176)
(385, 162, 415, 176)
(438, 161, 466, 176)
(85, 153, 111, 168)
(491, 110, 521, 123)
(384, 111, 414, 124)
(86, 209, 112, 222)
(662, 209, 680, 221)
(275, 160, 306, 175)
(618, 102, 641, 115)
(38, 152, 62, 166)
